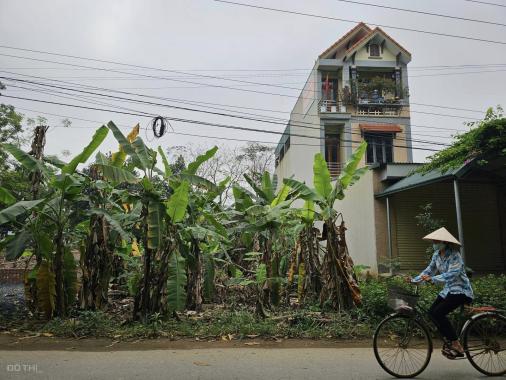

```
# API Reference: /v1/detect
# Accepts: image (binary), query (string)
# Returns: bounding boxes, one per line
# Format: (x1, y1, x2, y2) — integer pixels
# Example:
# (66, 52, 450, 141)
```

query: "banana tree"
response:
(233, 172, 296, 308)
(284, 141, 368, 311)
(286, 199, 323, 304)
(105, 122, 218, 320)
(182, 174, 230, 311)
(0, 125, 109, 317)
(79, 125, 141, 310)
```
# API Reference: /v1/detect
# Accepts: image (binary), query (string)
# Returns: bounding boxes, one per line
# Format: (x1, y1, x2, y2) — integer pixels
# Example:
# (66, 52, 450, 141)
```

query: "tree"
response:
(168, 143, 274, 205)
(285, 142, 368, 311)
(419, 106, 505, 174)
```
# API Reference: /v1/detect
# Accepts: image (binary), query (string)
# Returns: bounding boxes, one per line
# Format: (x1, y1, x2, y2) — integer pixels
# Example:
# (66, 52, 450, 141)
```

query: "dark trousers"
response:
(428, 294, 472, 341)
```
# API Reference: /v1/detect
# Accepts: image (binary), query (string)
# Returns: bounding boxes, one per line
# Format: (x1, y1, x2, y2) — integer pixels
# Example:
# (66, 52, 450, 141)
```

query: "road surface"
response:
(0, 347, 485, 379)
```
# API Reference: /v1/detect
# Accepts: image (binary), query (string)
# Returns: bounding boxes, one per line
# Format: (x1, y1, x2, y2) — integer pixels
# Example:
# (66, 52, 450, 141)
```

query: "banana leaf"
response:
(338, 141, 367, 189)
(232, 185, 254, 211)
(95, 152, 139, 184)
(166, 180, 189, 223)
(157, 146, 172, 178)
(300, 200, 315, 223)
(261, 172, 275, 202)
(0, 199, 44, 225)
(167, 252, 187, 312)
(313, 153, 332, 199)
(43, 155, 67, 169)
(147, 200, 164, 250)
(1, 143, 47, 174)
(244, 173, 269, 202)
(271, 182, 291, 207)
(4, 229, 31, 260)
(111, 123, 140, 166)
(63, 125, 108, 174)
(89, 208, 131, 242)
(186, 146, 218, 175)
(282, 178, 323, 203)
(0, 186, 16, 205)
(107, 121, 138, 158)
(132, 137, 154, 172)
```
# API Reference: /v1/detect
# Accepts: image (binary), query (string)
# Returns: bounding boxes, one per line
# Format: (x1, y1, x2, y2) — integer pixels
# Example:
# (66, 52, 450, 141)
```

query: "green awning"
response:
(376, 163, 468, 198)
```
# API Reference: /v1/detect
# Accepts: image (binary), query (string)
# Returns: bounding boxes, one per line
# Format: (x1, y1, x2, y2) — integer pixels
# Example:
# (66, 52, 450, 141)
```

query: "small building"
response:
(375, 156, 506, 274)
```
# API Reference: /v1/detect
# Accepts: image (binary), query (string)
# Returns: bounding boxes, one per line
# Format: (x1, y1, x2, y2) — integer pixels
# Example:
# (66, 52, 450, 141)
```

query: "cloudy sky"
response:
(0, 0, 505, 162)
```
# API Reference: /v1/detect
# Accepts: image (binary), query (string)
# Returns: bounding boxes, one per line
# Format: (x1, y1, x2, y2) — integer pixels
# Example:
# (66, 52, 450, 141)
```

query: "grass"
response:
(36, 308, 374, 340)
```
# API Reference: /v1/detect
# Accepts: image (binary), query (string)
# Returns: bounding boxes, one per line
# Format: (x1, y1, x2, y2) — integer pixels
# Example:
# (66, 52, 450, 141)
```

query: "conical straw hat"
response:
(423, 227, 461, 246)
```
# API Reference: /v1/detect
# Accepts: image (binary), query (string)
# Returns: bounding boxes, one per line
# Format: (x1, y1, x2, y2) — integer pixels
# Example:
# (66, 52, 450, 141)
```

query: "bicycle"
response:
(373, 282, 506, 378)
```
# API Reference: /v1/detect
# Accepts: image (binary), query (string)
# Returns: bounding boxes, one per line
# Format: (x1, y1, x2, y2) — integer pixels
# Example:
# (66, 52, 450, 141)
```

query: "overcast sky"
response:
(0, 0, 505, 163)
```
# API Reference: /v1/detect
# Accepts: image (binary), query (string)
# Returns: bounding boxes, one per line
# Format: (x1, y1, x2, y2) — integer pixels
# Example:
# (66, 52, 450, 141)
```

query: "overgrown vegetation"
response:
(0, 99, 369, 327)
(418, 106, 505, 174)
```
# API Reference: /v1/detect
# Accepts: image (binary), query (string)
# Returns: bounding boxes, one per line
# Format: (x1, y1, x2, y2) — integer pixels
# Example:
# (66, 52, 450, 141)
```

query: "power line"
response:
(1, 77, 455, 146)
(4, 63, 506, 72)
(334, 0, 506, 27)
(0, 72, 478, 138)
(461, 0, 506, 8)
(0, 46, 313, 94)
(0, 94, 442, 152)
(0, 64, 485, 121)
(0, 73, 477, 137)
(213, 0, 506, 46)
(14, 106, 345, 148)
(0, 53, 303, 99)
(2, 80, 451, 147)
(0, 46, 505, 102)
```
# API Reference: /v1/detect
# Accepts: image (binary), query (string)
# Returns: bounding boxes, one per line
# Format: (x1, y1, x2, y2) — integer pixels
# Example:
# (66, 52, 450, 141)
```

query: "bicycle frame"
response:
(403, 284, 504, 349)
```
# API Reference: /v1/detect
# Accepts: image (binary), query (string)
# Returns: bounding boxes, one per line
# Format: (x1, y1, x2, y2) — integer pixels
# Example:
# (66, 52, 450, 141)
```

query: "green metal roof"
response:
(376, 163, 468, 198)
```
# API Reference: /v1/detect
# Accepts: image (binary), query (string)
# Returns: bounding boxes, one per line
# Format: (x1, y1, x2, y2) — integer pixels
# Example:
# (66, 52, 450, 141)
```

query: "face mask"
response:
(433, 243, 445, 251)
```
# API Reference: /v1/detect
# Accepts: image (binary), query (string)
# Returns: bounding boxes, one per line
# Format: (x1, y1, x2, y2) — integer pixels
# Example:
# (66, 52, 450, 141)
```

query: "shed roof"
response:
(376, 155, 506, 198)
(375, 164, 467, 198)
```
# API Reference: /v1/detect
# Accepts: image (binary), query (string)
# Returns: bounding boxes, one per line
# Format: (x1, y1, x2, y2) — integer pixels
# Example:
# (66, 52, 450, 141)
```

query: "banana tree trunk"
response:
(319, 219, 361, 311)
(186, 240, 203, 311)
(53, 226, 66, 317)
(133, 205, 152, 321)
(80, 214, 111, 310)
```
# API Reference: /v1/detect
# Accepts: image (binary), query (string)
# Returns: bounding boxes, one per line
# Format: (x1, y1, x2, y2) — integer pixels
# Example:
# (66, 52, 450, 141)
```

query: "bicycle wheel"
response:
(373, 314, 432, 378)
(463, 312, 506, 376)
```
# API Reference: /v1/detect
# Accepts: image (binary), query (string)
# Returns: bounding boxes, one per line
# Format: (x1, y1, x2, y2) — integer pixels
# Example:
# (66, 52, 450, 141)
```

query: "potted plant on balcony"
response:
(358, 76, 396, 103)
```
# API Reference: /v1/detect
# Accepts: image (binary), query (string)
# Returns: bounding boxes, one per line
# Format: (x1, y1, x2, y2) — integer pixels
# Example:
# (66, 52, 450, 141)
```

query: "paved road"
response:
(0, 348, 486, 379)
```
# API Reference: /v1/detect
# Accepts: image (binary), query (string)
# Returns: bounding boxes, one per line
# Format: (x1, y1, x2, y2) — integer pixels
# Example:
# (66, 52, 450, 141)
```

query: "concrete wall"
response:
(334, 169, 378, 272)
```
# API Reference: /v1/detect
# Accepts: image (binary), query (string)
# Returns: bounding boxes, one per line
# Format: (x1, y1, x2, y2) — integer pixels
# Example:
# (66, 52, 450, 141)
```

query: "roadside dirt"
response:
(0, 334, 372, 351)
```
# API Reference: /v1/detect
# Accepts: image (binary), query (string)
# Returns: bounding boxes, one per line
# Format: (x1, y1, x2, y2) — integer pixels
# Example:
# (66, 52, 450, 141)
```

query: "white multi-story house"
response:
(274, 23, 506, 274)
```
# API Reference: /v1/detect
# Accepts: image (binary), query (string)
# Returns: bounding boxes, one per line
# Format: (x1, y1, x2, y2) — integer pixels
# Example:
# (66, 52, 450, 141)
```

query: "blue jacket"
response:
(413, 246, 474, 299)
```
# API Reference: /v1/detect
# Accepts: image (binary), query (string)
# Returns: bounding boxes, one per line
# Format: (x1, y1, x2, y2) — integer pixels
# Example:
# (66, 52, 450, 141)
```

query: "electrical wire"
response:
(0, 73, 477, 141)
(213, 0, 506, 46)
(1, 78, 454, 146)
(0, 94, 443, 152)
(333, 0, 506, 27)
(461, 0, 506, 8)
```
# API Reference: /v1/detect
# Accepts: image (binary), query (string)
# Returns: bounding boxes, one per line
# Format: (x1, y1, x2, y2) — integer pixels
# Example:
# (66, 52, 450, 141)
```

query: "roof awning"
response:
(360, 124, 402, 133)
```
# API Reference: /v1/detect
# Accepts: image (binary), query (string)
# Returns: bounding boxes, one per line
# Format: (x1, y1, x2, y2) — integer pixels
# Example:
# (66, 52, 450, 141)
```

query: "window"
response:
(369, 44, 380, 57)
(364, 133, 393, 164)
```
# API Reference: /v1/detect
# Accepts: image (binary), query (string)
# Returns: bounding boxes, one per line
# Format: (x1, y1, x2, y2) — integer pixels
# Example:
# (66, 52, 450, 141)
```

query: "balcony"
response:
(319, 99, 347, 114)
(327, 161, 342, 178)
(356, 96, 406, 116)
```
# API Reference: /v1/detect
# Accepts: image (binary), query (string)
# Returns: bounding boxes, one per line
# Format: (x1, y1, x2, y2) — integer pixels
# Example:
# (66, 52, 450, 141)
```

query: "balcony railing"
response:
(319, 99, 346, 113)
(318, 93, 407, 115)
(327, 161, 342, 178)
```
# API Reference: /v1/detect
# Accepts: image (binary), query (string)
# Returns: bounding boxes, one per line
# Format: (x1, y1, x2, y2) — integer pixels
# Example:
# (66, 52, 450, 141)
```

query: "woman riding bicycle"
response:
(411, 227, 474, 359)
